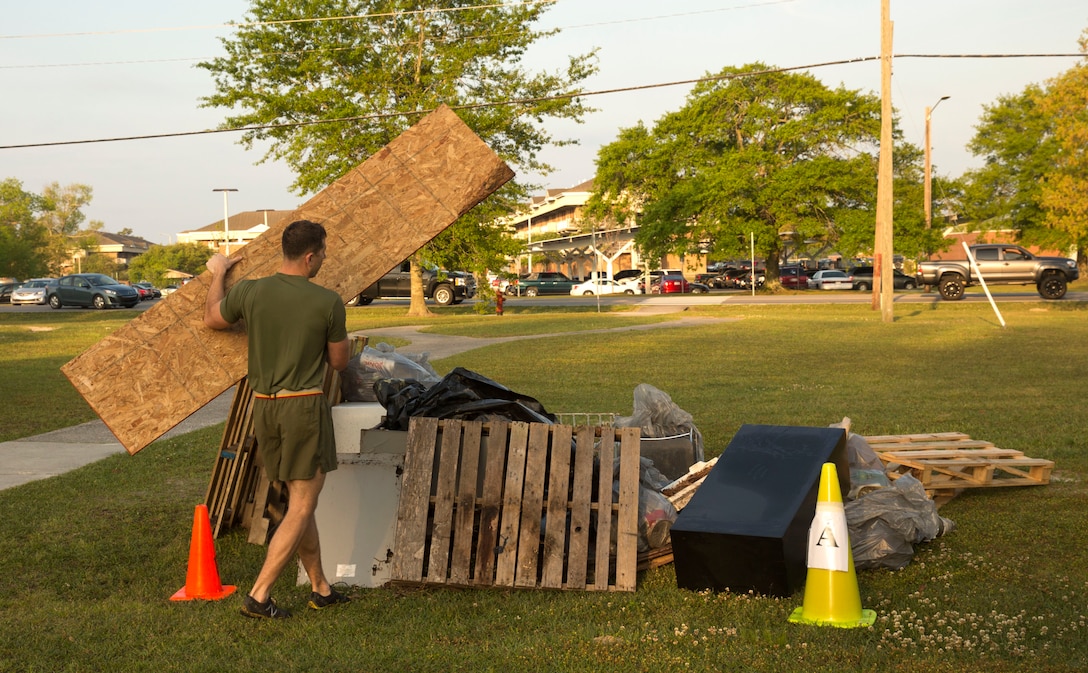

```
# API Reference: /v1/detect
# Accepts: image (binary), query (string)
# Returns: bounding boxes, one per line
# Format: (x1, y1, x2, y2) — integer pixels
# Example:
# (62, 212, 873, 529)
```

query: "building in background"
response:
(504, 179, 704, 280)
(176, 209, 295, 253)
(66, 231, 155, 274)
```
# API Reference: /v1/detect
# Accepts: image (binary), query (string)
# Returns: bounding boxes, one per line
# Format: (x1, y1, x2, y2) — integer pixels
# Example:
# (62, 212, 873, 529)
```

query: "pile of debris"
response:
(206, 342, 1054, 597)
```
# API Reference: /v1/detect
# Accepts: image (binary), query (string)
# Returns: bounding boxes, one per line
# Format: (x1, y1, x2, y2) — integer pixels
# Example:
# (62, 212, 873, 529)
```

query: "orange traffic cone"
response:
(788, 463, 876, 628)
(170, 504, 237, 601)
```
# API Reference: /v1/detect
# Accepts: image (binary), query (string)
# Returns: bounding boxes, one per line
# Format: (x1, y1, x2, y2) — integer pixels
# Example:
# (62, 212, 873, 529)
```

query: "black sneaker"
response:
(308, 588, 351, 610)
(240, 595, 292, 619)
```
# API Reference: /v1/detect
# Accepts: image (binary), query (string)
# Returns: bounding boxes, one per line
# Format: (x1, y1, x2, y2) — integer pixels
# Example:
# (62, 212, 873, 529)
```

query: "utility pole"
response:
(924, 96, 950, 231)
(212, 188, 238, 255)
(873, 0, 894, 322)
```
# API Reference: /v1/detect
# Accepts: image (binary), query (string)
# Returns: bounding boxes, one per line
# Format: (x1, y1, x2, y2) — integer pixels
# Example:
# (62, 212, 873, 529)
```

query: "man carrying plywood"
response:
(204, 220, 350, 619)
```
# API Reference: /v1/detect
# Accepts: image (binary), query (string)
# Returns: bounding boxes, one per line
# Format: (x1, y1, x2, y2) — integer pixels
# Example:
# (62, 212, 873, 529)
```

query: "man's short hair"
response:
(281, 220, 327, 260)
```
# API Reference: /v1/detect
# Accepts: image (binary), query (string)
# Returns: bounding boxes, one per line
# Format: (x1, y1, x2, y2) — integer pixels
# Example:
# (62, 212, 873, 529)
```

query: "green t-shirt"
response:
(220, 273, 348, 395)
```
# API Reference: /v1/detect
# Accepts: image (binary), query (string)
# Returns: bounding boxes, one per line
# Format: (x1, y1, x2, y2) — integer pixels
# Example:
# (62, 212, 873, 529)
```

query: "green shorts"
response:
(253, 395, 337, 482)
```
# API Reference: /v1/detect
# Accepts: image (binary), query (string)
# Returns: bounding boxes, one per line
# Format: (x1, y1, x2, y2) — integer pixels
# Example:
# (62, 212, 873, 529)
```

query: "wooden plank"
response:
(863, 432, 972, 444)
(613, 427, 641, 592)
(473, 421, 509, 586)
(540, 424, 573, 589)
(565, 425, 596, 588)
(870, 441, 998, 453)
(879, 448, 1023, 462)
(449, 420, 482, 586)
(425, 419, 463, 584)
(593, 426, 616, 591)
(494, 422, 529, 587)
(391, 416, 441, 583)
(514, 423, 550, 588)
(61, 105, 514, 455)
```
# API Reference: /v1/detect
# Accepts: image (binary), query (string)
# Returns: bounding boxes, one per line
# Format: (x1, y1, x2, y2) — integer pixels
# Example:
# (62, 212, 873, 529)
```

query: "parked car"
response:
(161, 285, 179, 296)
(0, 282, 15, 303)
(505, 271, 578, 297)
(779, 266, 811, 290)
(47, 273, 140, 309)
(612, 269, 646, 283)
(569, 279, 640, 296)
(807, 269, 854, 290)
(650, 274, 709, 294)
(133, 282, 161, 300)
(850, 266, 917, 291)
(727, 268, 765, 290)
(10, 278, 55, 305)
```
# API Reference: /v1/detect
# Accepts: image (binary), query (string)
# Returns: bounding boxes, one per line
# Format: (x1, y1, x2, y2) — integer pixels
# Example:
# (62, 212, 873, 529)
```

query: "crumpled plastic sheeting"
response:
(845, 473, 955, 570)
(845, 433, 891, 500)
(340, 343, 441, 402)
(614, 383, 705, 462)
(375, 367, 557, 431)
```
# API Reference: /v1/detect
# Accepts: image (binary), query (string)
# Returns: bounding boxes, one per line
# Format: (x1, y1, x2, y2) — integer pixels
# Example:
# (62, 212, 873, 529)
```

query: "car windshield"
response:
(20, 280, 51, 289)
(85, 274, 119, 287)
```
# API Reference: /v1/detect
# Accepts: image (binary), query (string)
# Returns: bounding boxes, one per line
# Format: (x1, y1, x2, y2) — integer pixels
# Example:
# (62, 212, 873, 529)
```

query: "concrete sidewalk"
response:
(0, 310, 725, 491)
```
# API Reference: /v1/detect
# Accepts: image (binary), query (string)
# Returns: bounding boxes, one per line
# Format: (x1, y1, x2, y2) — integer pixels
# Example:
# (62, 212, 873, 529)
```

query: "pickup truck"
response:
(347, 262, 476, 306)
(915, 244, 1079, 300)
(505, 271, 578, 297)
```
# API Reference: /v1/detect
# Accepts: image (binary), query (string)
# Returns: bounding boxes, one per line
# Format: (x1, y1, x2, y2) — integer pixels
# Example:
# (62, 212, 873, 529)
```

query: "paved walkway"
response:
(0, 307, 726, 491)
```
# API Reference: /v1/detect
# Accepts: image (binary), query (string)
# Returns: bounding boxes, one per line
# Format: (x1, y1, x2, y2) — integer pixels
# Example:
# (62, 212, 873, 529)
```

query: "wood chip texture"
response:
(62, 106, 513, 454)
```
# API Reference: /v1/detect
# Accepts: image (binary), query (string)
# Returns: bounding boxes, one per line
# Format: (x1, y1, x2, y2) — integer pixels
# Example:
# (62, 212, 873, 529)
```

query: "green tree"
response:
(39, 182, 94, 271)
(199, 0, 596, 315)
(1037, 30, 1088, 265)
(0, 178, 51, 280)
(81, 254, 122, 278)
(587, 64, 888, 283)
(128, 243, 213, 287)
(961, 86, 1058, 246)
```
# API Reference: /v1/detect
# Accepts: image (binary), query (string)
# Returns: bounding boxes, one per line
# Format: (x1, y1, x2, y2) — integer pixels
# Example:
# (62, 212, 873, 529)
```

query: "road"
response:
(3, 288, 1086, 314)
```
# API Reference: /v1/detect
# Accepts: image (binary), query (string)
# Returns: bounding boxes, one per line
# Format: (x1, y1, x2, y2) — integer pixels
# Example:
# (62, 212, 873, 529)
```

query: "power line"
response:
(0, 0, 797, 70)
(4, 53, 1083, 151)
(0, 0, 557, 40)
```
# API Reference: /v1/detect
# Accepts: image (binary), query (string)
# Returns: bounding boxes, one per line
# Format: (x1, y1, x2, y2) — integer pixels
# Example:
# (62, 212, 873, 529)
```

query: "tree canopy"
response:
(587, 64, 933, 279)
(127, 243, 214, 287)
(199, 0, 598, 311)
(961, 86, 1057, 242)
(1037, 31, 1088, 261)
(1, 179, 55, 279)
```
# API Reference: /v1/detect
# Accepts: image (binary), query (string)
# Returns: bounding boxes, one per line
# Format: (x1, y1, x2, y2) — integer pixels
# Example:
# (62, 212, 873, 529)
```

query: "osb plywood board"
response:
(62, 105, 514, 454)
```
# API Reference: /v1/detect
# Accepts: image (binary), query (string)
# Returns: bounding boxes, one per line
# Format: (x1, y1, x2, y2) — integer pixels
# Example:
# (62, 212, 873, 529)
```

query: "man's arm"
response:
(203, 253, 239, 330)
(327, 339, 350, 372)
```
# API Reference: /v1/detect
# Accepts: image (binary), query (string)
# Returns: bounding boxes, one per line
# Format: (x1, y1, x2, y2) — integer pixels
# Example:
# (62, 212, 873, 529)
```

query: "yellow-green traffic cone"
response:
(788, 463, 876, 628)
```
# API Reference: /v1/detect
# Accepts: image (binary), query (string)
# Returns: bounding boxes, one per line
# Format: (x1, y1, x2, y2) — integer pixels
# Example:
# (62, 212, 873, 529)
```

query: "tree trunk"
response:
(406, 256, 433, 317)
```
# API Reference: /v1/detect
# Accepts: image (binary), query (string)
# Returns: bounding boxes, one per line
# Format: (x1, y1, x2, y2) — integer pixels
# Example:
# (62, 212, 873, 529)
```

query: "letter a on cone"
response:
(171, 504, 237, 601)
(789, 463, 876, 628)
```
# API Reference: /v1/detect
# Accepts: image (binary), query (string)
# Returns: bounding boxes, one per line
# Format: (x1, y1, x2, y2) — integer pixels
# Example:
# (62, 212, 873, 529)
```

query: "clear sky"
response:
(1, 0, 1084, 245)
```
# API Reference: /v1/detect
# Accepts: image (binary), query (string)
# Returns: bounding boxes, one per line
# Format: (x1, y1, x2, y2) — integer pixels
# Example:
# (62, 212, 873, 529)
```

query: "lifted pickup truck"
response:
(916, 244, 1079, 300)
(505, 271, 578, 297)
(347, 262, 475, 306)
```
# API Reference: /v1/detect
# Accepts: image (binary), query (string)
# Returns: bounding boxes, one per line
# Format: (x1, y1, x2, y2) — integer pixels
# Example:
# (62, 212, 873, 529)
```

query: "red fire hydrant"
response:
(495, 290, 504, 316)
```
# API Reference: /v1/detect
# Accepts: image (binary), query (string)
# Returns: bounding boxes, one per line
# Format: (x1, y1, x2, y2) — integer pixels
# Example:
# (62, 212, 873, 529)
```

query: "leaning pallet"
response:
(864, 432, 1055, 503)
(391, 417, 641, 592)
(204, 360, 346, 541)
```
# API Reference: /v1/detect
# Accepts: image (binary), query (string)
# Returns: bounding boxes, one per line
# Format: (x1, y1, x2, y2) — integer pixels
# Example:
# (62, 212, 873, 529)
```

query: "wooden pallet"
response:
(203, 378, 259, 537)
(391, 418, 641, 592)
(864, 432, 1054, 499)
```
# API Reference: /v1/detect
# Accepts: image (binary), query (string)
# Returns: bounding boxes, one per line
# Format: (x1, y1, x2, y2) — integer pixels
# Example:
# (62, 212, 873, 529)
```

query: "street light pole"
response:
(212, 188, 238, 255)
(924, 96, 950, 231)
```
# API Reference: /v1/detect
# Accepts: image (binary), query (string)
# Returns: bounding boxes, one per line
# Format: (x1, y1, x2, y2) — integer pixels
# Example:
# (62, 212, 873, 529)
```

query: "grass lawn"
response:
(1, 302, 1086, 672)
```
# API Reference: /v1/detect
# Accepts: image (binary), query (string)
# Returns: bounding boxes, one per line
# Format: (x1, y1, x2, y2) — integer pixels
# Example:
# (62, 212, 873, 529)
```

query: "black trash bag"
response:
(845, 473, 955, 571)
(375, 367, 557, 430)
